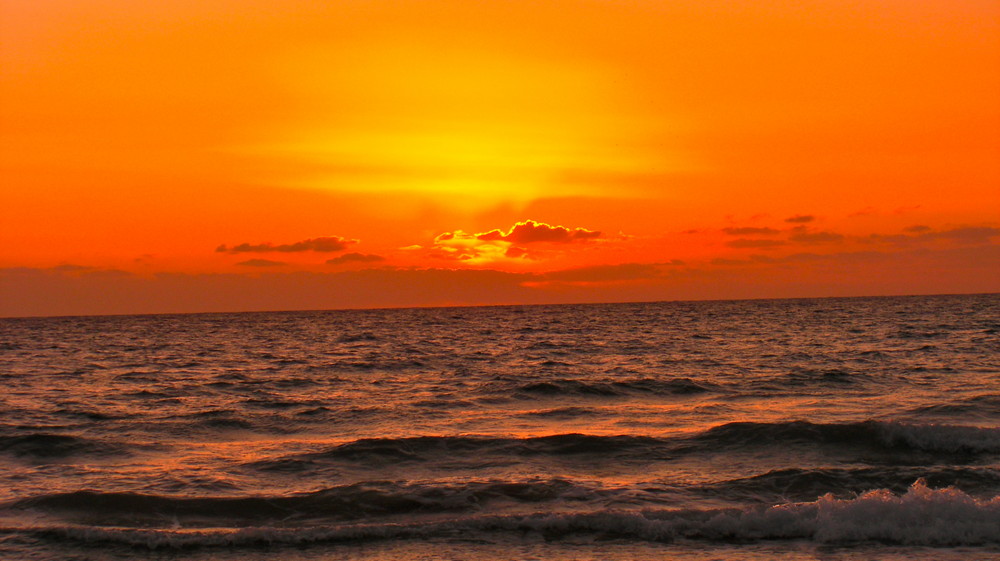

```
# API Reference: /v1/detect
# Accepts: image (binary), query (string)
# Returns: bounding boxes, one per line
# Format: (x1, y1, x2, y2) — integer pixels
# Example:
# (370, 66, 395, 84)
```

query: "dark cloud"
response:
(326, 253, 385, 265)
(784, 215, 816, 224)
(932, 227, 1000, 244)
(722, 227, 781, 236)
(217, 236, 356, 253)
(904, 225, 932, 233)
(236, 259, 286, 267)
(867, 226, 1000, 246)
(476, 220, 601, 244)
(726, 239, 787, 249)
(789, 231, 844, 244)
(505, 246, 529, 259)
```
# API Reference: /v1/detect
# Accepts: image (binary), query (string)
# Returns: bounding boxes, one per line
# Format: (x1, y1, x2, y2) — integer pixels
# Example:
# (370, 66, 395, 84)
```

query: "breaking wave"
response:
(7, 481, 999, 548)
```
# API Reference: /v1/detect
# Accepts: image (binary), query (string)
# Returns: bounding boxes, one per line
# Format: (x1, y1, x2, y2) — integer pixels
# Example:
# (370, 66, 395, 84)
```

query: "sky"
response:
(2, 0, 998, 317)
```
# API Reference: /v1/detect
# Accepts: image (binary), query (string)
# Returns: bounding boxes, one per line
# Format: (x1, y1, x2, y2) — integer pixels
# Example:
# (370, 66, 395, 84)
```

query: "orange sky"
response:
(2, 0, 998, 316)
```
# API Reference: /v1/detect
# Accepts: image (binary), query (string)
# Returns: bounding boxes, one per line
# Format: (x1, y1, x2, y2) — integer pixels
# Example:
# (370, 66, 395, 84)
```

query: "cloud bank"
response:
(3, 242, 998, 318)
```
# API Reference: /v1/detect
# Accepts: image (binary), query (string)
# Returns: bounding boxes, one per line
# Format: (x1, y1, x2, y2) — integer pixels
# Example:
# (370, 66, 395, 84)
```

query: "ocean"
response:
(0, 293, 998, 560)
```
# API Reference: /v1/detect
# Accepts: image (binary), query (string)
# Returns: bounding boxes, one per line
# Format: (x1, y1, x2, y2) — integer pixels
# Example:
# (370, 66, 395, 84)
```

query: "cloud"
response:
(236, 259, 286, 267)
(726, 239, 787, 249)
(904, 225, 932, 233)
(867, 226, 1000, 246)
(931, 227, 1000, 244)
(431, 219, 604, 264)
(216, 236, 357, 253)
(505, 246, 528, 259)
(475, 219, 601, 244)
(326, 252, 385, 265)
(784, 215, 816, 224)
(722, 227, 781, 236)
(789, 231, 844, 244)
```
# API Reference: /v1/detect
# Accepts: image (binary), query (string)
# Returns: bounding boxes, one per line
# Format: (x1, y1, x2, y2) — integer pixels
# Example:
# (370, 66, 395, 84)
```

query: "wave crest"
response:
(693, 420, 1000, 456)
(11, 481, 1000, 548)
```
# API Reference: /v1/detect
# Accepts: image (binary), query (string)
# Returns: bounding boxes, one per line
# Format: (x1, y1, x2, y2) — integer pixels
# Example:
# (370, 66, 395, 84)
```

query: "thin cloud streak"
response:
(216, 237, 357, 253)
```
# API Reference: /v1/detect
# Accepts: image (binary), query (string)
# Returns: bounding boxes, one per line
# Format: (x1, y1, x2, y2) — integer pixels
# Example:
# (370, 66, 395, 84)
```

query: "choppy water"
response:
(0, 294, 998, 560)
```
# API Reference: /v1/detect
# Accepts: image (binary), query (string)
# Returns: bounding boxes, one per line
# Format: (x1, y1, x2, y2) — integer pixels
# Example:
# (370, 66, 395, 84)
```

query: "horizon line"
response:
(3, 290, 996, 321)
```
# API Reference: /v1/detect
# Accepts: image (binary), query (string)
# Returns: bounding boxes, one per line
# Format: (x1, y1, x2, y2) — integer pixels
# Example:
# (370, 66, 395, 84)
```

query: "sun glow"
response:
(242, 42, 674, 208)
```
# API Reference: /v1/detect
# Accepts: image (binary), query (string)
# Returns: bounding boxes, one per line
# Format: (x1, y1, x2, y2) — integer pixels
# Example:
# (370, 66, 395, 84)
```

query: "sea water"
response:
(0, 294, 998, 560)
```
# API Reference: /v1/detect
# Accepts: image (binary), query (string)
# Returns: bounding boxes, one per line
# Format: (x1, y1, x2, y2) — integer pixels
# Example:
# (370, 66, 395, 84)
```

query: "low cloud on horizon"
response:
(6, 242, 997, 318)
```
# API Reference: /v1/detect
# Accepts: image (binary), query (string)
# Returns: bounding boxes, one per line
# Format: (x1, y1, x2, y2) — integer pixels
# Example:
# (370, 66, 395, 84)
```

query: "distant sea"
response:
(1, 294, 998, 560)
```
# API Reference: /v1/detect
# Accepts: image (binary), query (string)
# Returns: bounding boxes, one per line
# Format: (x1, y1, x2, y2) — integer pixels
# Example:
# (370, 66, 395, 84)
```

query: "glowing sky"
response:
(2, 0, 998, 316)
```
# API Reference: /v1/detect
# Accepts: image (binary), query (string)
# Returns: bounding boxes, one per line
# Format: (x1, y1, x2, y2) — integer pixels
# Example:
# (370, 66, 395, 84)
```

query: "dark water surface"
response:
(1, 294, 998, 560)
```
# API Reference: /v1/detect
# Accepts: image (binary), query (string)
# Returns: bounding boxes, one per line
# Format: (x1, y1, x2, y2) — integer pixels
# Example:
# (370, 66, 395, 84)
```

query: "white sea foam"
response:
(685, 479, 1000, 544)
(13, 481, 999, 549)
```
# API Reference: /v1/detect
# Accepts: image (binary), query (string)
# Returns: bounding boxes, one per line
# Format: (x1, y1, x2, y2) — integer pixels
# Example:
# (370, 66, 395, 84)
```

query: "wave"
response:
(769, 369, 862, 387)
(9, 481, 1000, 548)
(907, 394, 1000, 418)
(689, 420, 1000, 456)
(247, 434, 670, 470)
(694, 466, 1000, 503)
(247, 420, 1000, 472)
(10, 479, 592, 527)
(172, 410, 256, 430)
(514, 377, 718, 398)
(0, 433, 131, 460)
(521, 406, 599, 419)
